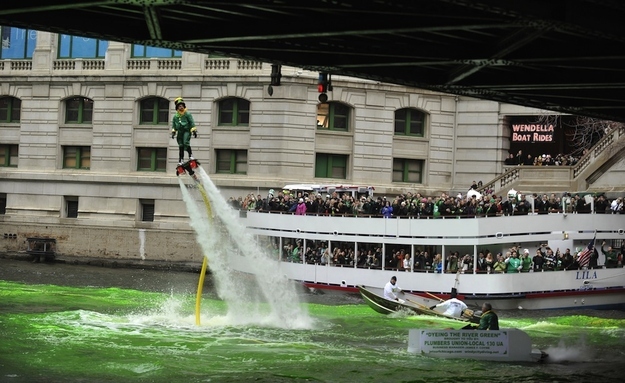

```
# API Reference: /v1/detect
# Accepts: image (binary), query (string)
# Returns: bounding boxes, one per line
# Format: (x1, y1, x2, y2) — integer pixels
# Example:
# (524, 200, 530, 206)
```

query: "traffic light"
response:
(318, 72, 331, 102)
(318, 72, 329, 93)
(268, 64, 282, 96)
(271, 64, 282, 86)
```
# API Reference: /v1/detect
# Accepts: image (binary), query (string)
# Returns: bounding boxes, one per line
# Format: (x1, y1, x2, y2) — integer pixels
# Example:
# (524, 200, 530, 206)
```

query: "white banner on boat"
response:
(418, 329, 509, 357)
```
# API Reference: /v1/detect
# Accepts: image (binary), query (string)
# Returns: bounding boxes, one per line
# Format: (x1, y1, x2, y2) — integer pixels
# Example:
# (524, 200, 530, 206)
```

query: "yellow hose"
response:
(195, 182, 212, 325)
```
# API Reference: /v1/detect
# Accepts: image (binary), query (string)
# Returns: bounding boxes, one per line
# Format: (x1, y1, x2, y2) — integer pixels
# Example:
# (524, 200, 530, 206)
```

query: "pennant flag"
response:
(577, 234, 596, 267)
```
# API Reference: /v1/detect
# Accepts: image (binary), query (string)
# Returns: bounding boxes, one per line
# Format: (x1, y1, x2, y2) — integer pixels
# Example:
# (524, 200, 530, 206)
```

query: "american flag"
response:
(577, 235, 596, 267)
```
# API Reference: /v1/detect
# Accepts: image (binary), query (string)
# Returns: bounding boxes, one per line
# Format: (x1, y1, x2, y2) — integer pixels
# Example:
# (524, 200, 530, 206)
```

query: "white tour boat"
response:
(234, 208, 625, 311)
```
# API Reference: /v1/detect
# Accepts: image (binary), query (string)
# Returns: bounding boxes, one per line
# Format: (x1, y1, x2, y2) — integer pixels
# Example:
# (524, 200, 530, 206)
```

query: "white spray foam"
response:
(543, 335, 596, 363)
(178, 169, 313, 329)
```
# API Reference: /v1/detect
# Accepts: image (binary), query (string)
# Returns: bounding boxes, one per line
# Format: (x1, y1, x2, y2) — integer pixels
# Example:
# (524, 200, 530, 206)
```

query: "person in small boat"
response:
(383, 276, 404, 303)
(429, 290, 468, 318)
(476, 302, 499, 330)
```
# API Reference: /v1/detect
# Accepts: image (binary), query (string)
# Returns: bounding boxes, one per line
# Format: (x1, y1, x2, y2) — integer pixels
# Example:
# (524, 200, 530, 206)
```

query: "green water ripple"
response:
(1, 280, 624, 383)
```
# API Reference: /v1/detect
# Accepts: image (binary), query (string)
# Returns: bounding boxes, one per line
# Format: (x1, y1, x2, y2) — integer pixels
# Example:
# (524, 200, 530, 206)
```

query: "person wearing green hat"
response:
(171, 97, 197, 165)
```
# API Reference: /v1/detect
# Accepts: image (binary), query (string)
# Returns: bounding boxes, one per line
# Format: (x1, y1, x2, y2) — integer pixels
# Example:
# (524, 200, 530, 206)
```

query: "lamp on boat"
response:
(562, 231, 569, 239)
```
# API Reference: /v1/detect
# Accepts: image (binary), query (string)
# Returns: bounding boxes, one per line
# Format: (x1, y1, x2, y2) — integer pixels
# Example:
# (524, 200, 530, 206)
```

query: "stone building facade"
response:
(0, 30, 553, 261)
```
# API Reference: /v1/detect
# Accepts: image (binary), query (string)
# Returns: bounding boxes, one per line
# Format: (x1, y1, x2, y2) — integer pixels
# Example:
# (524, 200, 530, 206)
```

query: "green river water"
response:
(2, 172, 623, 383)
(1, 260, 624, 383)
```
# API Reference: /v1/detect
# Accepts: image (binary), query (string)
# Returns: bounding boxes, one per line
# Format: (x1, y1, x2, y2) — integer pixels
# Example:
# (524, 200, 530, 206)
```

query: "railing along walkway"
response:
(480, 126, 625, 194)
(573, 125, 625, 178)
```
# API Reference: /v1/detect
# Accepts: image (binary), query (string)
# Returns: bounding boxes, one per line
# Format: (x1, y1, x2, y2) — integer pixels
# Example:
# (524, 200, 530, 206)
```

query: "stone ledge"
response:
(0, 252, 203, 274)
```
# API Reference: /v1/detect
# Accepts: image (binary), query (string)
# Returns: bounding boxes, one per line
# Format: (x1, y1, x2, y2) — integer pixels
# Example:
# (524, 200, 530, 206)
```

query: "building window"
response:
(137, 148, 167, 171)
(0, 144, 18, 167)
(0, 193, 6, 215)
(216, 149, 247, 174)
(394, 108, 425, 137)
(393, 158, 424, 183)
(0, 26, 36, 59)
(65, 97, 94, 124)
(218, 98, 250, 126)
(139, 97, 170, 125)
(140, 199, 155, 222)
(315, 153, 348, 179)
(131, 44, 182, 58)
(63, 146, 91, 169)
(0, 96, 21, 122)
(64, 196, 79, 218)
(58, 34, 108, 58)
(316, 102, 350, 132)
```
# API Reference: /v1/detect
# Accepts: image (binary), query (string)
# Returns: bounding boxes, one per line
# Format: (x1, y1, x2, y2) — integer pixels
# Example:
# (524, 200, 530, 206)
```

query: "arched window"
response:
(395, 108, 426, 137)
(218, 97, 250, 126)
(0, 96, 21, 123)
(316, 102, 350, 132)
(139, 97, 170, 125)
(65, 97, 94, 124)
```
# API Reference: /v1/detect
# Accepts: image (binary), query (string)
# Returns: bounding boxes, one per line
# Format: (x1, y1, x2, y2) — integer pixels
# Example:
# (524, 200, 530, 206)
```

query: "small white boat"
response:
(357, 285, 481, 324)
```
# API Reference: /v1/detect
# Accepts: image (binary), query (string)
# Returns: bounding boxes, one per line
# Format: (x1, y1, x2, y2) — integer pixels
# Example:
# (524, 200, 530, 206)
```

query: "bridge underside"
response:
(2, 1, 625, 122)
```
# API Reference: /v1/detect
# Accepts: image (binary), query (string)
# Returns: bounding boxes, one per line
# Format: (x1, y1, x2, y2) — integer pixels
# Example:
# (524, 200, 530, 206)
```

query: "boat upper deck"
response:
(242, 211, 623, 247)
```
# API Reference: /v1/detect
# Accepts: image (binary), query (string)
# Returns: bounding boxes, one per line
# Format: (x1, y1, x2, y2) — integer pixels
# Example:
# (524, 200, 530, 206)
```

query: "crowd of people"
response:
(227, 185, 623, 272)
(272, 237, 624, 273)
(228, 188, 624, 218)
(504, 150, 581, 167)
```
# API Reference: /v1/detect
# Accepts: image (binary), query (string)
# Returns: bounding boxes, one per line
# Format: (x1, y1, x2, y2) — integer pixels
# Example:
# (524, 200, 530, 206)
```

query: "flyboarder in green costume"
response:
(171, 97, 197, 165)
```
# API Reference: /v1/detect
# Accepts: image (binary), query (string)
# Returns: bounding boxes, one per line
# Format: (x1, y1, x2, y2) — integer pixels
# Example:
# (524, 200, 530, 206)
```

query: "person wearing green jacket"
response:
(520, 249, 533, 272)
(493, 253, 507, 273)
(476, 302, 499, 330)
(171, 97, 197, 165)
(602, 241, 618, 268)
(505, 250, 522, 273)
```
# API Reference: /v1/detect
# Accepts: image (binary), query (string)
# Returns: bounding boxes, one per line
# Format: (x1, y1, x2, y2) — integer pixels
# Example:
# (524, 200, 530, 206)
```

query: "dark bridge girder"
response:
(2, 0, 625, 122)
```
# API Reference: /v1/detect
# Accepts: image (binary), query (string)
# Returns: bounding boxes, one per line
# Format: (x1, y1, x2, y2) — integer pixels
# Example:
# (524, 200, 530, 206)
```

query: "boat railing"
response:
(242, 207, 616, 218)
(290, 257, 623, 273)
